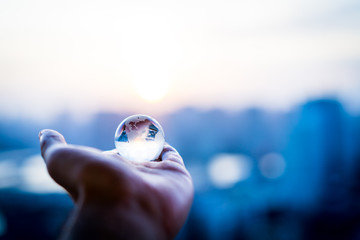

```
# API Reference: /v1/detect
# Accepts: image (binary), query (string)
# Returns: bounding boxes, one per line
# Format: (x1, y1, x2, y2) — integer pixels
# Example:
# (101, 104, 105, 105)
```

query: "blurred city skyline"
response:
(1, 0, 360, 122)
(0, 97, 359, 239)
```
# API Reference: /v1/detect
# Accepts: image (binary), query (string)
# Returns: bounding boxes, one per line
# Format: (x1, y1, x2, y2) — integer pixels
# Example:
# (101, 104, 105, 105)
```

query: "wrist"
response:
(62, 203, 167, 240)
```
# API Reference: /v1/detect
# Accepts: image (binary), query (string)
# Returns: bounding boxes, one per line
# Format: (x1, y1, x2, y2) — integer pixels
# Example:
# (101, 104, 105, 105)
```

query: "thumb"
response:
(39, 129, 67, 160)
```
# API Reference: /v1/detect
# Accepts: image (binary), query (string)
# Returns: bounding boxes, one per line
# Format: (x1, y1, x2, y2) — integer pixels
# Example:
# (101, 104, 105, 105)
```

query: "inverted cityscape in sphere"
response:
(114, 114, 165, 162)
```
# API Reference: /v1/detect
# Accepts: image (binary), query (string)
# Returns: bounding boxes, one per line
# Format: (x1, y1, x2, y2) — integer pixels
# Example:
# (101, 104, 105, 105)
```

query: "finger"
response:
(39, 130, 101, 198)
(103, 149, 118, 155)
(39, 129, 79, 199)
(159, 143, 185, 166)
(139, 143, 190, 178)
(39, 129, 67, 160)
(39, 132, 139, 202)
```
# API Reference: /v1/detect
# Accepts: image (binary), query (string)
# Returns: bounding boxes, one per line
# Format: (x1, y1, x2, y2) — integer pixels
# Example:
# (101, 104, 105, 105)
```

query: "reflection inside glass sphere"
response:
(114, 115, 165, 162)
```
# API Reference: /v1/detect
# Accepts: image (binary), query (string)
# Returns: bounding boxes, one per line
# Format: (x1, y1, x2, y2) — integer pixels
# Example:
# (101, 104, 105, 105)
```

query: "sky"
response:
(0, 0, 360, 121)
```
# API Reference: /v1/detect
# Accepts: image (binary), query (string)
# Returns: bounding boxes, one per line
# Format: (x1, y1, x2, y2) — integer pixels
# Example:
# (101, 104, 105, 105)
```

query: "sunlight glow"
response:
(132, 64, 170, 102)
(119, 8, 180, 102)
(0, 1, 359, 117)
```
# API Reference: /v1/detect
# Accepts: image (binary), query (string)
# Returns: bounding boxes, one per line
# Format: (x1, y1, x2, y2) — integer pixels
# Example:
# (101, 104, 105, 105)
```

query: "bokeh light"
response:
(258, 153, 286, 179)
(207, 154, 253, 188)
(20, 155, 64, 193)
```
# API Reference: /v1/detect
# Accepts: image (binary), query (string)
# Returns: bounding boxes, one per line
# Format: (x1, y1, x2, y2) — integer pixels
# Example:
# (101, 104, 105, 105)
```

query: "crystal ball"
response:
(114, 114, 165, 162)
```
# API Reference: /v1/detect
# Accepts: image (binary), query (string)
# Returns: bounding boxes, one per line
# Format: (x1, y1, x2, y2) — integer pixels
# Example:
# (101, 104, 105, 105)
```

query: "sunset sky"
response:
(0, 0, 359, 121)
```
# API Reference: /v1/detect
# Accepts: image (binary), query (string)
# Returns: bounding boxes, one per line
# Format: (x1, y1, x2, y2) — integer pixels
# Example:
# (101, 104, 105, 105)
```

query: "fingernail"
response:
(39, 130, 45, 138)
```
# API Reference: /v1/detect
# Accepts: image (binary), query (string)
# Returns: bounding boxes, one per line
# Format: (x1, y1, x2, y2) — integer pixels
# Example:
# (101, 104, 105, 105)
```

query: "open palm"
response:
(39, 129, 193, 240)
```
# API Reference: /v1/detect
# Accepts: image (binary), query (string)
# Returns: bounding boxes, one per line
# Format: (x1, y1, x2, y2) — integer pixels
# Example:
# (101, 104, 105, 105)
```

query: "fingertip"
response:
(39, 129, 67, 158)
(162, 142, 175, 151)
(39, 129, 52, 139)
(39, 129, 65, 142)
(160, 143, 184, 166)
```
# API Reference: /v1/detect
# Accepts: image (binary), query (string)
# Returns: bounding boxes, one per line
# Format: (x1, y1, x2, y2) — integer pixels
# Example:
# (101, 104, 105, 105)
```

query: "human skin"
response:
(39, 129, 194, 240)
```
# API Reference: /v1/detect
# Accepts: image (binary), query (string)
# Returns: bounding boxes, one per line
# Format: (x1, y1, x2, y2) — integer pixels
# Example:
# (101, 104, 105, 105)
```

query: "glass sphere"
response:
(114, 114, 165, 162)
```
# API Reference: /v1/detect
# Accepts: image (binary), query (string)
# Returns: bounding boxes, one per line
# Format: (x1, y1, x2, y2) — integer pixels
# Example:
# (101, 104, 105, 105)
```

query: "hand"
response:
(39, 129, 193, 240)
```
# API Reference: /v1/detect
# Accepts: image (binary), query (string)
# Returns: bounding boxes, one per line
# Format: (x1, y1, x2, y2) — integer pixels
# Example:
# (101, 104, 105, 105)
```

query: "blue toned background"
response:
(0, 99, 359, 239)
(1, 0, 360, 239)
